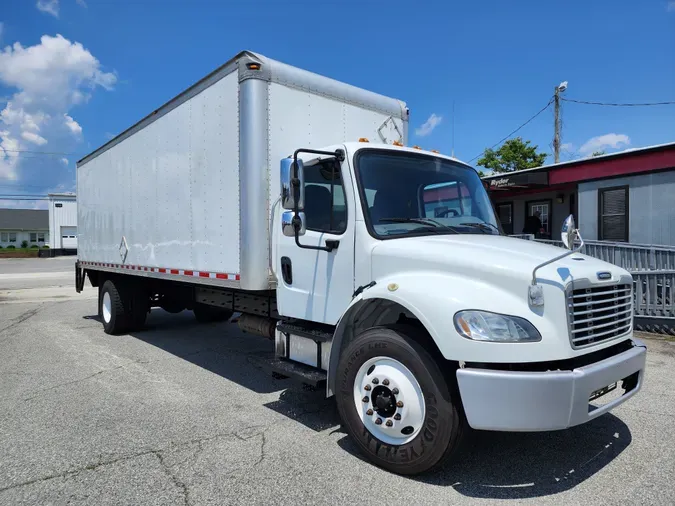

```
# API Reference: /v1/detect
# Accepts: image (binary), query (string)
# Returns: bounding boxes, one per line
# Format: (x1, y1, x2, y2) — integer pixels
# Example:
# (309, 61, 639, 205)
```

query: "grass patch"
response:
(0, 248, 42, 258)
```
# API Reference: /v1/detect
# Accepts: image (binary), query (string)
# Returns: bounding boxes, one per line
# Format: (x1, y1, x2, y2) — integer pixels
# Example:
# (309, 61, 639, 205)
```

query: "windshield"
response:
(355, 150, 500, 238)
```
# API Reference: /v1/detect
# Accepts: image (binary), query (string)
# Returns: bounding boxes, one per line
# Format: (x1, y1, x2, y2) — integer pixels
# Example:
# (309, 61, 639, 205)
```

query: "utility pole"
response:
(553, 81, 567, 164)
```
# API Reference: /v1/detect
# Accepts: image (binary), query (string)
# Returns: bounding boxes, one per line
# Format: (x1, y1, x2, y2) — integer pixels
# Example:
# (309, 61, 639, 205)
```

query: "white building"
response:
(0, 209, 49, 248)
(48, 193, 77, 250)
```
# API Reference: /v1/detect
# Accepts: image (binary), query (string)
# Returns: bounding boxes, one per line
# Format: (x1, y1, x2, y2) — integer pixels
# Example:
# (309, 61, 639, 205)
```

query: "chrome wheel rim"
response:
(102, 292, 112, 323)
(353, 356, 426, 445)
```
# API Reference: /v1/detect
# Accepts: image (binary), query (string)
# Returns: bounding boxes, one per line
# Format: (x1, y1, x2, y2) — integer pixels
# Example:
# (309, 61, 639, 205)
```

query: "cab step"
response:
(263, 357, 327, 388)
(277, 320, 334, 342)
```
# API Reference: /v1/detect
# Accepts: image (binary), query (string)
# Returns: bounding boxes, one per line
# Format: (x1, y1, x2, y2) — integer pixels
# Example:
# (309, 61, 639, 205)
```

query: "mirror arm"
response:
(531, 231, 585, 285)
(290, 148, 345, 253)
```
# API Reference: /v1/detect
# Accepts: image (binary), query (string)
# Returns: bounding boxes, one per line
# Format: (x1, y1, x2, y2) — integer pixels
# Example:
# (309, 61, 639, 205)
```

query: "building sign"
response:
(488, 171, 549, 190)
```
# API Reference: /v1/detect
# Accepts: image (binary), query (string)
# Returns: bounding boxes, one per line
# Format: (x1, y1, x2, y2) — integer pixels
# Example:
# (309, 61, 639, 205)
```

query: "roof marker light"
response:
(359, 138, 369, 142)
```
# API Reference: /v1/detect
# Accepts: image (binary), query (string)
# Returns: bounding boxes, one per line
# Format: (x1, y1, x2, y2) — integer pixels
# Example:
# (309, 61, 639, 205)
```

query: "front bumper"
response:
(456, 339, 647, 431)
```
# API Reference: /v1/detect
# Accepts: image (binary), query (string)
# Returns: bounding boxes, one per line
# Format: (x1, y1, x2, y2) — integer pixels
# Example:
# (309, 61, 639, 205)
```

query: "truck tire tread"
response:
(100, 280, 130, 335)
(335, 324, 466, 475)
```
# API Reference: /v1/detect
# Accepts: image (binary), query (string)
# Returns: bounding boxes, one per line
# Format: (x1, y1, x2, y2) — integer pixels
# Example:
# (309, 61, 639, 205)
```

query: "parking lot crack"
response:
(22, 365, 125, 402)
(0, 448, 157, 494)
(153, 450, 190, 506)
(254, 433, 267, 467)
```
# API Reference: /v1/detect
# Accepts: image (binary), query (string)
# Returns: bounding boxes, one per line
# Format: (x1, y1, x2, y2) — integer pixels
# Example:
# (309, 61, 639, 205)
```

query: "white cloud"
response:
(415, 113, 442, 137)
(668, 2, 675, 12)
(37, 0, 60, 18)
(21, 131, 48, 145)
(76, 0, 88, 6)
(579, 133, 630, 155)
(0, 34, 116, 183)
(64, 114, 82, 135)
(60, 157, 69, 165)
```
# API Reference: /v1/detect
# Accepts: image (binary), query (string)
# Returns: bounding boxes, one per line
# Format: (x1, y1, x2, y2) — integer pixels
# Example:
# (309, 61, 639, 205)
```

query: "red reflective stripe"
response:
(215, 273, 227, 279)
(159, 268, 166, 273)
(184, 270, 193, 276)
(235, 274, 241, 281)
(170, 269, 179, 275)
(199, 272, 209, 278)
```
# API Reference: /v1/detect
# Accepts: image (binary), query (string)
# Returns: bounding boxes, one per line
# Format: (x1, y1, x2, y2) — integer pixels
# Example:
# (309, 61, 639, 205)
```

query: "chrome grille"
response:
(568, 283, 632, 348)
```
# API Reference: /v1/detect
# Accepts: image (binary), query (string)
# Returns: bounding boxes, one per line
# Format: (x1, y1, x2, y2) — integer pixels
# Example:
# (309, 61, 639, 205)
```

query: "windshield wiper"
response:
(380, 217, 445, 227)
(379, 217, 459, 234)
(460, 222, 501, 234)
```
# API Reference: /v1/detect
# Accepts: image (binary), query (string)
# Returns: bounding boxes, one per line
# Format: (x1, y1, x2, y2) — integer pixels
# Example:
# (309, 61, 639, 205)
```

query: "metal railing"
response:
(511, 235, 675, 334)
(515, 235, 675, 271)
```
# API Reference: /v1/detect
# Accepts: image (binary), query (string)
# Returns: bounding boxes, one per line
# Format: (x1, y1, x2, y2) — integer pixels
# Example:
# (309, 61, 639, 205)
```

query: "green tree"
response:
(477, 137, 548, 174)
(591, 150, 606, 157)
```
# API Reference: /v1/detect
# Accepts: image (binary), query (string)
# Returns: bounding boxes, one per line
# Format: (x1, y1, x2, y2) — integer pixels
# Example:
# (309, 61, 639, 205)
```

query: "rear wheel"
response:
(193, 303, 233, 323)
(336, 325, 465, 475)
(99, 280, 129, 335)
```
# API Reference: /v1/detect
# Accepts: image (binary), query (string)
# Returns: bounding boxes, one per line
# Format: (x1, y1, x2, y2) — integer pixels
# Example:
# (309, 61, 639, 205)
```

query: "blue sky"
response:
(1, 0, 674, 207)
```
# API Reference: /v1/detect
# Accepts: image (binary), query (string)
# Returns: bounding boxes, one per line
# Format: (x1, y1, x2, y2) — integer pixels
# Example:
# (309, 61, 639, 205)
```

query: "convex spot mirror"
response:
(282, 211, 306, 237)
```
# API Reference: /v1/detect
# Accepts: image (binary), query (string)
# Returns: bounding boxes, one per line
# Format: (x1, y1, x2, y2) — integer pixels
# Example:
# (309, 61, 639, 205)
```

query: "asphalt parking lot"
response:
(1, 258, 674, 505)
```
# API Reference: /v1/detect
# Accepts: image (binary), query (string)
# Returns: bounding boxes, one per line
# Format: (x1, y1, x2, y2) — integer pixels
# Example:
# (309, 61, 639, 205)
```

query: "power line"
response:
(0, 197, 49, 201)
(1, 149, 80, 156)
(469, 98, 554, 163)
(0, 194, 48, 198)
(562, 98, 675, 107)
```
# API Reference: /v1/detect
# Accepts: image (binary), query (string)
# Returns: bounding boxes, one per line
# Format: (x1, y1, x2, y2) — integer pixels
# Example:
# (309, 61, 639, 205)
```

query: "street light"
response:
(557, 81, 568, 93)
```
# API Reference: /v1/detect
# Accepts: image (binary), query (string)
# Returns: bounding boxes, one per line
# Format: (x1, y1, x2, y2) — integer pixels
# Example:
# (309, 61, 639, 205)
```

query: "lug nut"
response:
(375, 418, 383, 425)
(394, 414, 401, 420)
(362, 396, 369, 403)
(372, 378, 379, 385)
(396, 401, 404, 408)
(392, 388, 399, 395)
(382, 379, 390, 386)
(385, 420, 393, 427)
(366, 409, 373, 416)
(364, 384, 371, 391)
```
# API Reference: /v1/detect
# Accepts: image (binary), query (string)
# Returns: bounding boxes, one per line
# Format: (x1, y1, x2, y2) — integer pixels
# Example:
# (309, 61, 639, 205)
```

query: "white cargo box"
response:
(77, 51, 408, 291)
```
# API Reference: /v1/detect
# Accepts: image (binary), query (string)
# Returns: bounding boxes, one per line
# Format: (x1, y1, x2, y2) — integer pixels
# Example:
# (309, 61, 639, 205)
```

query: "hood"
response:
(371, 234, 629, 288)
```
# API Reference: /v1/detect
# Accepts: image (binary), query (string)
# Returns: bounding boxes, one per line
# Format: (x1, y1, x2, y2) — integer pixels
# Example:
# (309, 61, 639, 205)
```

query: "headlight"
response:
(453, 310, 541, 342)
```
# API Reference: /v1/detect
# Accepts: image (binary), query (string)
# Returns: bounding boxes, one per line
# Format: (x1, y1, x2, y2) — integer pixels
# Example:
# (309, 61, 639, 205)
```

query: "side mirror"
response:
(282, 210, 306, 237)
(280, 158, 304, 210)
(561, 214, 577, 250)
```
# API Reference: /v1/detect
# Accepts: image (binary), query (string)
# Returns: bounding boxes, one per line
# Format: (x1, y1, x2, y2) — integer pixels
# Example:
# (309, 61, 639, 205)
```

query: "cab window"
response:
(303, 160, 347, 234)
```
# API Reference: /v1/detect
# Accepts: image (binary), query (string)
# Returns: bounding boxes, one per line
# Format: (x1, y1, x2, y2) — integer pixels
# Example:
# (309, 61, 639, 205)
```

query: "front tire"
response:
(336, 325, 465, 475)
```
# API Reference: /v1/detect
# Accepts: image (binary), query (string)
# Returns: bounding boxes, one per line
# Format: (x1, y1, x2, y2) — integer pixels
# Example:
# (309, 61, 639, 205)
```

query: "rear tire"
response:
(99, 280, 129, 335)
(336, 325, 465, 475)
(193, 303, 233, 323)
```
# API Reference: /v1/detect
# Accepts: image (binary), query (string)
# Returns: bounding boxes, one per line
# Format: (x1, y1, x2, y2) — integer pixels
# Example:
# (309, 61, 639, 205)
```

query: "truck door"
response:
(275, 152, 355, 325)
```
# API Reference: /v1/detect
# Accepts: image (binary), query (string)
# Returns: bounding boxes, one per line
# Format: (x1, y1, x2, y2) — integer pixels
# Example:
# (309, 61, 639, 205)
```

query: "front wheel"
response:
(336, 325, 465, 475)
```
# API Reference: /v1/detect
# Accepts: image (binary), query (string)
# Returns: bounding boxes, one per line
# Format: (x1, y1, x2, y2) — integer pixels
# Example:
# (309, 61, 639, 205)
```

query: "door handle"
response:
(281, 257, 293, 284)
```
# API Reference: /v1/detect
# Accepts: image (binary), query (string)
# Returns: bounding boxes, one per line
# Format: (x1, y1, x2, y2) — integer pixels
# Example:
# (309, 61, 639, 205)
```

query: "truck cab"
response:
(273, 140, 646, 474)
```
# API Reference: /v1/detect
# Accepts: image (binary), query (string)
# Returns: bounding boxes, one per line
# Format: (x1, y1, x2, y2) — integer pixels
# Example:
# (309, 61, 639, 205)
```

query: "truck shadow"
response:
(337, 413, 632, 498)
(90, 308, 342, 431)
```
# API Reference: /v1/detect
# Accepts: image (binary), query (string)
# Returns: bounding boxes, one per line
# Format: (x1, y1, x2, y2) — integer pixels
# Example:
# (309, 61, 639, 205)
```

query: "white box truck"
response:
(76, 50, 646, 475)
